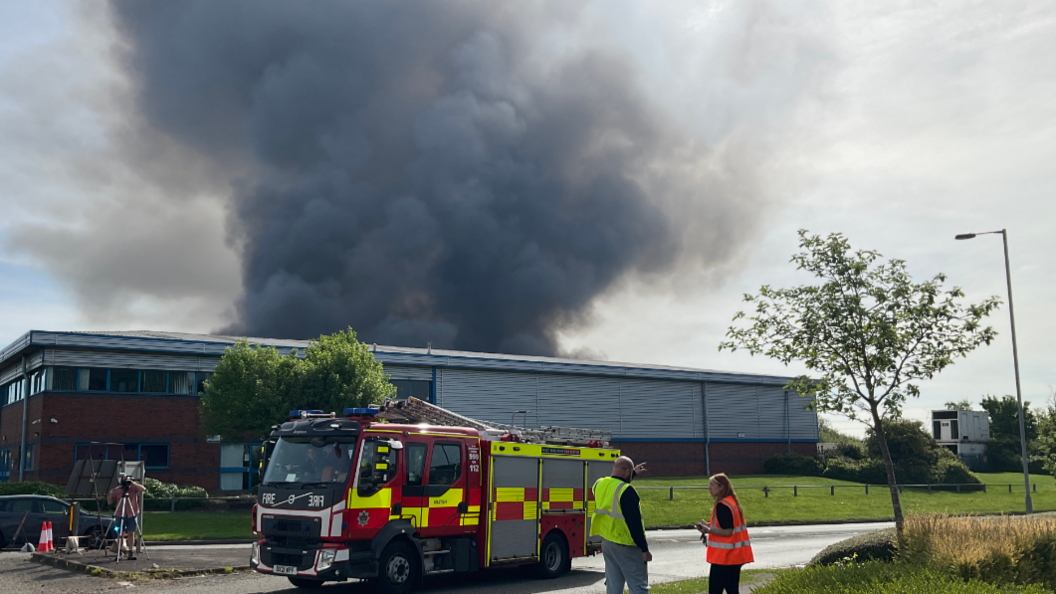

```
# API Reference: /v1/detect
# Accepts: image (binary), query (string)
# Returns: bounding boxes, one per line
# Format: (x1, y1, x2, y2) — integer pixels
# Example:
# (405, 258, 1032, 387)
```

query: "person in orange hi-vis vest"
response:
(696, 473, 753, 594)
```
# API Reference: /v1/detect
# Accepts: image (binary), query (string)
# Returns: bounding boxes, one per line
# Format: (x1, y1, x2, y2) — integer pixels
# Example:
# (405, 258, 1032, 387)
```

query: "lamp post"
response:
(955, 229, 1032, 513)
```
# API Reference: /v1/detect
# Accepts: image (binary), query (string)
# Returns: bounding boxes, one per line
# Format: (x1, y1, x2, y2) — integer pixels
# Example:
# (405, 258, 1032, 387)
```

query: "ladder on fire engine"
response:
(378, 397, 612, 447)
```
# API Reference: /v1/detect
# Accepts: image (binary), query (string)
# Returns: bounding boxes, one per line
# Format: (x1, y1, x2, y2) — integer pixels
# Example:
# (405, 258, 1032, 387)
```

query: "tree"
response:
(720, 230, 999, 531)
(944, 399, 973, 411)
(981, 395, 1038, 473)
(202, 328, 396, 440)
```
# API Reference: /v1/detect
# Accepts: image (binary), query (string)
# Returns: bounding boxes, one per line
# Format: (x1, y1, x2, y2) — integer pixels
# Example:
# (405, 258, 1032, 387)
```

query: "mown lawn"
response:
(636, 473, 1056, 527)
(135, 473, 1056, 540)
(141, 512, 255, 540)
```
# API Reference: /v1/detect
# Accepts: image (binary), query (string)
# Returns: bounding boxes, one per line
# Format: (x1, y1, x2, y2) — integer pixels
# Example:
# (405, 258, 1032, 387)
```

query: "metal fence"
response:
(637, 483, 1041, 500)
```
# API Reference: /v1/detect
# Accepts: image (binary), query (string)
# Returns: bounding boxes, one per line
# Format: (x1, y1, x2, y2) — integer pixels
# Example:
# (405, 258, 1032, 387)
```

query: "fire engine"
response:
(250, 397, 619, 592)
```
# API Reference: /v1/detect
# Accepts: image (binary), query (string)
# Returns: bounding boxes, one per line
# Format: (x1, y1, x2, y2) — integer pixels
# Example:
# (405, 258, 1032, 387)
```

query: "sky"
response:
(1, 2, 1054, 437)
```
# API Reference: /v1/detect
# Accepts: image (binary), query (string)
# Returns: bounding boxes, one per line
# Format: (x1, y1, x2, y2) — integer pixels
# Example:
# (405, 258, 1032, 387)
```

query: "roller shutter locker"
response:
(490, 456, 540, 561)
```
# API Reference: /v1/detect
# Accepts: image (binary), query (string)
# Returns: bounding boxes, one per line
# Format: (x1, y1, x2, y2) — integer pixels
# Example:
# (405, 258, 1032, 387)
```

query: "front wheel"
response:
(536, 532, 569, 579)
(373, 540, 419, 594)
(287, 577, 324, 589)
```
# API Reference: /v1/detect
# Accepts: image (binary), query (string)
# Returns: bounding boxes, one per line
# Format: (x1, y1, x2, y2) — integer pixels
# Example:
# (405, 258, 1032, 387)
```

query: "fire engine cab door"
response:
(420, 441, 467, 537)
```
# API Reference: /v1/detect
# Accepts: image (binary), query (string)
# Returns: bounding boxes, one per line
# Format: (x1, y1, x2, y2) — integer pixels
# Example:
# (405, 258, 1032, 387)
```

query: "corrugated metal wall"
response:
(437, 371, 816, 441)
(42, 349, 218, 372)
(382, 364, 433, 381)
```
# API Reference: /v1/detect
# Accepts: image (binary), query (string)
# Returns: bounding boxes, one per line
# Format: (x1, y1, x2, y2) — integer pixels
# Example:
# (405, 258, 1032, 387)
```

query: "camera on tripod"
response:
(119, 474, 133, 491)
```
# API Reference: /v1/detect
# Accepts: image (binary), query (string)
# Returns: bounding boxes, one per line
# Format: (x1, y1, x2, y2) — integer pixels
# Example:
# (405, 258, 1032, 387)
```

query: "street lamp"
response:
(956, 229, 1032, 513)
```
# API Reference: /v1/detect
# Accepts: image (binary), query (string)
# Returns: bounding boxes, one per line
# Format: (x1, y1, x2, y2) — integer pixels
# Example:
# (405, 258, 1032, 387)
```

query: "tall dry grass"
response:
(901, 513, 1056, 588)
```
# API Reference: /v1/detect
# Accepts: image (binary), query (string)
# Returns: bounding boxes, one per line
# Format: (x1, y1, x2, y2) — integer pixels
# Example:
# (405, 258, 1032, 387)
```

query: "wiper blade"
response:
(301, 482, 332, 488)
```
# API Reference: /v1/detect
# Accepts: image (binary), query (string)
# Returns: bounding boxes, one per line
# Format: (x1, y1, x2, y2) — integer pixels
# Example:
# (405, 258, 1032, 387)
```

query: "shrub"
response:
(764, 453, 824, 476)
(821, 457, 887, 484)
(900, 514, 1056, 590)
(755, 562, 1047, 594)
(142, 477, 208, 510)
(809, 528, 897, 566)
(0, 481, 66, 497)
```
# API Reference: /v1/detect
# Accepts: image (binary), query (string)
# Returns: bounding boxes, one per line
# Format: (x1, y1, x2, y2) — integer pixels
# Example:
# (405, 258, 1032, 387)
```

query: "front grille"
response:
(262, 515, 322, 540)
(262, 542, 319, 570)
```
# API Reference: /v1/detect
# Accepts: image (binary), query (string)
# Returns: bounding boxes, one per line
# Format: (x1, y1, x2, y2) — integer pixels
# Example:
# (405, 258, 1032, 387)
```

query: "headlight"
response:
(251, 542, 260, 565)
(317, 549, 336, 571)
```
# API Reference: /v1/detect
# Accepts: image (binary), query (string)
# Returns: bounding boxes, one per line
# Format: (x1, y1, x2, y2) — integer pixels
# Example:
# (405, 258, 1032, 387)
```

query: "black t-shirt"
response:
(715, 502, 734, 529)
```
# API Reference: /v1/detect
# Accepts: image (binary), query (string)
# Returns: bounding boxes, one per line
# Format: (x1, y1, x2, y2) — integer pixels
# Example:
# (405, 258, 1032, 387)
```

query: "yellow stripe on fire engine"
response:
(348, 487, 392, 509)
(494, 487, 526, 502)
(524, 501, 538, 520)
(548, 488, 575, 502)
(428, 489, 463, 508)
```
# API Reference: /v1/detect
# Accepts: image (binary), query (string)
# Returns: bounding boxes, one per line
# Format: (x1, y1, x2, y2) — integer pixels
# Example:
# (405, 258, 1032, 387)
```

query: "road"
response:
(0, 522, 891, 594)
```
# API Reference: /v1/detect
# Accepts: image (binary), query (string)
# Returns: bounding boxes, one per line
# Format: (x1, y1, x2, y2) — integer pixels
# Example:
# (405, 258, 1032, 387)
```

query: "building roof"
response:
(0, 329, 796, 386)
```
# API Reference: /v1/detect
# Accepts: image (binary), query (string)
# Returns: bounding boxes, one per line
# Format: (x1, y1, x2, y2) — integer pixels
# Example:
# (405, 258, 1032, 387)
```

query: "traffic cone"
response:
(46, 521, 54, 552)
(37, 522, 49, 552)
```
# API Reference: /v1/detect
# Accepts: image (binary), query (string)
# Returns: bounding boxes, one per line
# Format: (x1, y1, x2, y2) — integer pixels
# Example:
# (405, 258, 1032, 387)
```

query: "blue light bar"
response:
(344, 408, 379, 416)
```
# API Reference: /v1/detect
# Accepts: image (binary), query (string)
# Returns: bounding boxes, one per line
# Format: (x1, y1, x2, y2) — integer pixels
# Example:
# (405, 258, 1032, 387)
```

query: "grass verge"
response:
(635, 474, 1056, 527)
(752, 562, 1049, 593)
(647, 570, 780, 594)
(141, 512, 255, 540)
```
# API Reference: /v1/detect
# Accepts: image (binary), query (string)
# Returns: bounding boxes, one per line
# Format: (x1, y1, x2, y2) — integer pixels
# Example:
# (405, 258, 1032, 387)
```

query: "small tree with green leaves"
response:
(720, 230, 999, 530)
(202, 328, 396, 441)
(944, 399, 974, 411)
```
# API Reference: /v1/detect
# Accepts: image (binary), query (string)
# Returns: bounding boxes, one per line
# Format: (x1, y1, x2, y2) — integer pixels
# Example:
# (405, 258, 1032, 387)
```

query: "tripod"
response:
(103, 484, 150, 563)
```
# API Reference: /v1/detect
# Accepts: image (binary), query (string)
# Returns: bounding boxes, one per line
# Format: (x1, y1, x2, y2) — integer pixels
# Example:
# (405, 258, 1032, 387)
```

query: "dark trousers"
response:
(709, 563, 742, 594)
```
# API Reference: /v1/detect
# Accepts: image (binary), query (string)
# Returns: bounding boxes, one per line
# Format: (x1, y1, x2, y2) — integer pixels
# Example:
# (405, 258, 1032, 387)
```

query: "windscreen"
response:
(262, 438, 356, 486)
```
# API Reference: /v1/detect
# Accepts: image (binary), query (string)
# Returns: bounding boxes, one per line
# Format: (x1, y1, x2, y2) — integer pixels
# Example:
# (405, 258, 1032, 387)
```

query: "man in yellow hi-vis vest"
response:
(590, 456, 650, 594)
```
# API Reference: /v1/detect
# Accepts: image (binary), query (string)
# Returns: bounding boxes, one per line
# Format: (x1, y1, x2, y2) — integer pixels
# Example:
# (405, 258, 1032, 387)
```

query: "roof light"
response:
(344, 407, 379, 416)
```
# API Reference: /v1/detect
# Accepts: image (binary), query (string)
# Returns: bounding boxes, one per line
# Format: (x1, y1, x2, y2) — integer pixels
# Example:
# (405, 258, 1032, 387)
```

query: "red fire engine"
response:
(251, 398, 618, 592)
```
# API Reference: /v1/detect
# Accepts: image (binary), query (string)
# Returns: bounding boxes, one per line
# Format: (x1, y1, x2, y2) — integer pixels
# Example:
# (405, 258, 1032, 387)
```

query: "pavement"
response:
(0, 522, 892, 594)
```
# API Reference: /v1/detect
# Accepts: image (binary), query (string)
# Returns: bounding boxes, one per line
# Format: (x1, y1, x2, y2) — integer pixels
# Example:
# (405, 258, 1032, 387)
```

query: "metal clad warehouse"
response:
(0, 330, 817, 490)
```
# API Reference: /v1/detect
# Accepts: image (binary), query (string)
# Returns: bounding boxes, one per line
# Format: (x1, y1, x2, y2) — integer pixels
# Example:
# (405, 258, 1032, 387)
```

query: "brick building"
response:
(0, 330, 818, 491)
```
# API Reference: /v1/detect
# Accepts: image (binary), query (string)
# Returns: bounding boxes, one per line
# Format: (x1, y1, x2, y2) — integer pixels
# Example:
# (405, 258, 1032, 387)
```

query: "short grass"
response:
(135, 473, 1056, 540)
(141, 512, 255, 540)
(645, 569, 780, 594)
(636, 473, 1056, 527)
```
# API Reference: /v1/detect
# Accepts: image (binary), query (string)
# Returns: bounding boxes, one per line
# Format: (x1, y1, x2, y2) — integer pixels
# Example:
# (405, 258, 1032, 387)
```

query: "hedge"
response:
(755, 562, 1048, 594)
(809, 528, 897, 566)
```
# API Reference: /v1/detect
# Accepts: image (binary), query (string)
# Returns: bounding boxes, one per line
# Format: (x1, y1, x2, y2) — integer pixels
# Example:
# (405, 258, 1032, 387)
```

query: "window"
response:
(390, 380, 432, 401)
(2, 380, 25, 405)
(24, 445, 34, 471)
(169, 372, 194, 395)
(41, 500, 68, 515)
(142, 370, 167, 393)
(51, 367, 78, 391)
(933, 421, 942, 440)
(74, 443, 169, 468)
(30, 370, 46, 394)
(111, 369, 139, 393)
(84, 369, 108, 391)
(197, 372, 213, 395)
(9, 498, 36, 513)
(139, 444, 169, 469)
(405, 443, 427, 486)
(428, 443, 462, 486)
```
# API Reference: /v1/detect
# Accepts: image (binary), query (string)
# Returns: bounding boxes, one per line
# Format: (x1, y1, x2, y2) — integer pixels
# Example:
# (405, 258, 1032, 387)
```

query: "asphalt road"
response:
(0, 522, 892, 594)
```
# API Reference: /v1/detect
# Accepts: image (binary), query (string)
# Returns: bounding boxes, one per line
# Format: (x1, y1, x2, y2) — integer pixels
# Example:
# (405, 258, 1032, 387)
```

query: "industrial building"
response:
(931, 409, 990, 471)
(0, 330, 818, 491)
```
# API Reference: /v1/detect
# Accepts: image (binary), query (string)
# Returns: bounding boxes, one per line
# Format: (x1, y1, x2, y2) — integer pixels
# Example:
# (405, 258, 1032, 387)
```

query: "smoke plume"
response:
(96, 1, 803, 354)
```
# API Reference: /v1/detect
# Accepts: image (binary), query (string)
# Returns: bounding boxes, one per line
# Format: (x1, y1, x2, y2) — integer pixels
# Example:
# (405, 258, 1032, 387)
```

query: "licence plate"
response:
(273, 565, 298, 575)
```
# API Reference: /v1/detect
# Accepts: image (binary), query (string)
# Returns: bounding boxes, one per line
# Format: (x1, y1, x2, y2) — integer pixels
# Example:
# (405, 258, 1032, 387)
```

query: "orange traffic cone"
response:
(46, 521, 54, 552)
(37, 522, 49, 552)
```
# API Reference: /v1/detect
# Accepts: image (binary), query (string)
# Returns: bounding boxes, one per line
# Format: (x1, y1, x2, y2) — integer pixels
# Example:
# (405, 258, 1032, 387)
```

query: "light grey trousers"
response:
(602, 538, 649, 594)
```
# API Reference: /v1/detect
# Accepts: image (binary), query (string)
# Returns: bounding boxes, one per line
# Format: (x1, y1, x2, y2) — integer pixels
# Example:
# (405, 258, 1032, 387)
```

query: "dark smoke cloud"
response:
(106, 0, 766, 355)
